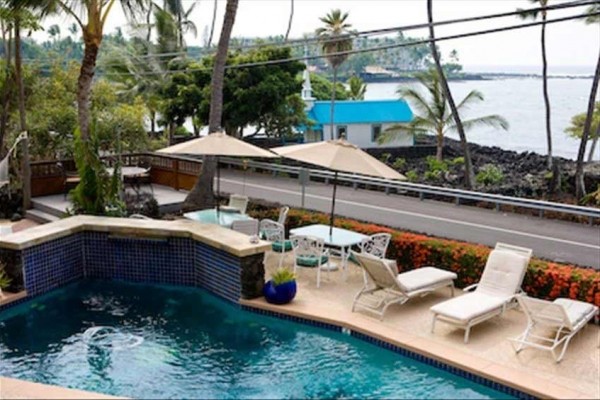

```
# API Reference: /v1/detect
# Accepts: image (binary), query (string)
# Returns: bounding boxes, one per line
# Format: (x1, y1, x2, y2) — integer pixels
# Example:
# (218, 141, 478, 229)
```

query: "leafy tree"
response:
(566, 102, 599, 162)
(347, 75, 366, 100)
(426, 0, 474, 189)
(381, 69, 508, 163)
(184, 0, 238, 211)
(316, 9, 353, 140)
(309, 72, 348, 101)
(518, 0, 553, 169)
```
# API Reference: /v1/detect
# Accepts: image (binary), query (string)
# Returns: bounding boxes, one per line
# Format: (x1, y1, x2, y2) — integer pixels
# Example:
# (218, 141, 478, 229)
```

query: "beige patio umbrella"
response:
(158, 131, 278, 213)
(272, 139, 405, 235)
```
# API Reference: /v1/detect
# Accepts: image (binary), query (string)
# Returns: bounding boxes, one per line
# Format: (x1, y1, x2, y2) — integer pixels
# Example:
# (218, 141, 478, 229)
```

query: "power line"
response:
(21, 0, 597, 66)
(88, 11, 599, 77)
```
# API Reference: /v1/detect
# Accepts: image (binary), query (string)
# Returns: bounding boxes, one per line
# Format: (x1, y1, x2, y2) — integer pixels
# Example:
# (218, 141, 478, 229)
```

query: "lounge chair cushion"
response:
(554, 298, 598, 328)
(297, 255, 328, 267)
(396, 267, 457, 293)
(430, 292, 508, 323)
(272, 240, 293, 252)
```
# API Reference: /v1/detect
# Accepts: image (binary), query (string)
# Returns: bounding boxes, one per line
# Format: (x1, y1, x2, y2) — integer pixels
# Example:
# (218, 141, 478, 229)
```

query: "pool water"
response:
(0, 281, 513, 399)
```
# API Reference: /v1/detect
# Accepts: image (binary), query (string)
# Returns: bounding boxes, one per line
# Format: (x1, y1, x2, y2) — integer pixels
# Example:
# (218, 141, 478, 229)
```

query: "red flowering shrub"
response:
(249, 207, 600, 307)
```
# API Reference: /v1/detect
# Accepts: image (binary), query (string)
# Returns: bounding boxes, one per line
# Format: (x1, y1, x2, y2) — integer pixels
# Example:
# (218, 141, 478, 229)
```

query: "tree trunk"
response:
(575, 50, 600, 200)
(587, 126, 599, 162)
(14, 19, 26, 132)
(150, 110, 156, 136)
(146, 5, 152, 43)
(541, 16, 553, 170)
(329, 67, 337, 140)
(436, 130, 443, 161)
(184, 0, 239, 211)
(285, 0, 294, 41)
(207, 0, 218, 48)
(0, 31, 12, 156)
(77, 31, 101, 140)
(427, 0, 474, 189)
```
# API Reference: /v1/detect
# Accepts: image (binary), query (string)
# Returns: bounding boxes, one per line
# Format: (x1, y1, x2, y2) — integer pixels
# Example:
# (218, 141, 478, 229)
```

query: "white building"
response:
(301, 70, 414, 148)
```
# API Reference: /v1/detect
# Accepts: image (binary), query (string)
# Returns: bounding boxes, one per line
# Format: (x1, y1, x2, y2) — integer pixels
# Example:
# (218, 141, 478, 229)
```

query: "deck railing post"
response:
(174, 159, 180, 191)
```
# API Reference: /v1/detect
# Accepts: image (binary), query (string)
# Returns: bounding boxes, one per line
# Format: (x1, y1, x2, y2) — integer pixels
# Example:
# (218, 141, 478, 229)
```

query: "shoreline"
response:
(360, 73, 594, 83)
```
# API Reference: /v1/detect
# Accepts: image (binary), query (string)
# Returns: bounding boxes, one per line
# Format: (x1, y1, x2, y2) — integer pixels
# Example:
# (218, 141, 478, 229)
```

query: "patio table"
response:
(289, 224, 368, 279)
(183, 209, 252, 228)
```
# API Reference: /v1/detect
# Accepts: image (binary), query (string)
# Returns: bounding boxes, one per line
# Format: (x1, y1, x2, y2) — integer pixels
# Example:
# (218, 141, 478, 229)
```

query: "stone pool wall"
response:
(0, 216, 270, 307)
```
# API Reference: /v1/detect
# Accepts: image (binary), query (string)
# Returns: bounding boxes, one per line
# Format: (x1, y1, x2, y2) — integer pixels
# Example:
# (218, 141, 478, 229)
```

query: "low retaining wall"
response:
(0, 216, 270, 309)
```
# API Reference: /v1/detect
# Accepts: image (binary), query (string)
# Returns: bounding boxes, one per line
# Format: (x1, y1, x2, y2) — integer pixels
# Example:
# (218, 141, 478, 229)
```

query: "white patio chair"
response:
(228, 194, 249, 214)
(510, 295, 599, 362)
(359, 233, 392, 259)
(430, 242, 533, 343)
(291, 235, 331, 288)
(352, 252, 457, 320)
(260, 219, 292, 268)
(231, 219, 259, 236)
(277, 206, 290, 226)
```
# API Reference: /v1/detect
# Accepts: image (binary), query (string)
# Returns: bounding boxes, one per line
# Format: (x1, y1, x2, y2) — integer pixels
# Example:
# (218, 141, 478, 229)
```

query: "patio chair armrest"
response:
(463, 284, 478, 292)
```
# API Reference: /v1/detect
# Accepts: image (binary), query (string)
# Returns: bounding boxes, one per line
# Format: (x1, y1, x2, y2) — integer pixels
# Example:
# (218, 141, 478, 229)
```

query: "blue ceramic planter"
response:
(263, 280, 297, 305)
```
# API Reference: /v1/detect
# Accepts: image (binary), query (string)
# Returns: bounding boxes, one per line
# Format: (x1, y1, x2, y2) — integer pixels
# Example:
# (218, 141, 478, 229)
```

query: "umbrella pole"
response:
(329, 171, 338, 237)
(216, 156, 220, 218)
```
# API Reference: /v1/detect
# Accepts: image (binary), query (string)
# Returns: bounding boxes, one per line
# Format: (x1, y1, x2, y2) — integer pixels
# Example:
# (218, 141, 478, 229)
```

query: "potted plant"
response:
(263, 268, 297, 305)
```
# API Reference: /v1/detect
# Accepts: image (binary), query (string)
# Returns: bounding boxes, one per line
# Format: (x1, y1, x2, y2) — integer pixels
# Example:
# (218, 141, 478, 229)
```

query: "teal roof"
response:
(307, 100, 413, 125)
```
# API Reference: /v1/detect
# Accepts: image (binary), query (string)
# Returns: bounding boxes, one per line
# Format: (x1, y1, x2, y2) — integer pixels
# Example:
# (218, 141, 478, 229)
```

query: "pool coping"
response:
(239, 298, 591, 400)
(0, 215, 271, 257)
(0, 376, 126, 399)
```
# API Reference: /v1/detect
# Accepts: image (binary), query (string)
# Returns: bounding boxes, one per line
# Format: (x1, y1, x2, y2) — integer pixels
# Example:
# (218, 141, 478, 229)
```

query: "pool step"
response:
(25, 209, 60, 224)
(30, 199, 66, 218)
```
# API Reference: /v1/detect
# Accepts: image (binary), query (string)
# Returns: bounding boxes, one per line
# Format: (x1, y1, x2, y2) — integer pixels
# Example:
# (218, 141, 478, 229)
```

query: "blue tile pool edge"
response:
(240, 304, 537, 400)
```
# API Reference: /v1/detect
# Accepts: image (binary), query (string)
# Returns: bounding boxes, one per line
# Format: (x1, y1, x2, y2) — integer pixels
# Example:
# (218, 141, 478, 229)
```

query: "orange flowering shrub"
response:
(250, 207, 600, 307)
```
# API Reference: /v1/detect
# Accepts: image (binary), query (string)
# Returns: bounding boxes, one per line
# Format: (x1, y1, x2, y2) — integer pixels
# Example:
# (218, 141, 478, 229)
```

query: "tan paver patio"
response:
(245, 252, 600, 399)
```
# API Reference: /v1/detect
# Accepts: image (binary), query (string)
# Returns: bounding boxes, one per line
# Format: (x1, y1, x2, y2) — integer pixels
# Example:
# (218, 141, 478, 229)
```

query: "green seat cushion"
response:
(272, 240, 293, 252)
(296, 255, 329, 267)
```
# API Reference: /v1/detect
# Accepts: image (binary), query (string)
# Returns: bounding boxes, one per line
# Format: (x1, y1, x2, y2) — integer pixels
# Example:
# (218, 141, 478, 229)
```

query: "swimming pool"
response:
(0, 281, 513, 399)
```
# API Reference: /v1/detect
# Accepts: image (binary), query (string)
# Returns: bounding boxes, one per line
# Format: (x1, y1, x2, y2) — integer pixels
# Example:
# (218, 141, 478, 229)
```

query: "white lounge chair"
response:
(352, 252, 457, 320)
(510, 295, 599, 362)
(430, 243, 533, 343)
(228, 194, 249, 214)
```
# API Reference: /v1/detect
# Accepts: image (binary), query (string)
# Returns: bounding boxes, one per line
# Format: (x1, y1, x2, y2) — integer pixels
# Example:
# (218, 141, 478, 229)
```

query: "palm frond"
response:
(397, 87, 435, 118)
(446, 115, 509, 133)
(455, 90, 484, 111)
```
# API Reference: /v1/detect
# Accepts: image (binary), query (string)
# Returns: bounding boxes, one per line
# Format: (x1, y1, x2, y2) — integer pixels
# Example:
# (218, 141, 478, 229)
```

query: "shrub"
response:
(380, 153, 392, 164)
(271, 267, 295, 286)
(425, 156, 448, 173)
(450, 157, 464, 165)
(405, 170, 419, 182)
(249, 207, 600, 307)
(392, 158, 406, 170)
(0, 261, 11, 290)
(476, 164, 504, 186)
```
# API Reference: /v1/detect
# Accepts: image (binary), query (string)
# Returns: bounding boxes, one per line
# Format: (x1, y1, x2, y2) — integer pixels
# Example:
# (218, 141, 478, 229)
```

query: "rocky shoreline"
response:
(368, 137, 600, 206)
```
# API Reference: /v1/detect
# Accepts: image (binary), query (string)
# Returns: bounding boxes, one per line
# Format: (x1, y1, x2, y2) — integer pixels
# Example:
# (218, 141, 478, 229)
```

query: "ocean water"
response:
(366, 77, 598, 160)
(0, 280, 512, 399)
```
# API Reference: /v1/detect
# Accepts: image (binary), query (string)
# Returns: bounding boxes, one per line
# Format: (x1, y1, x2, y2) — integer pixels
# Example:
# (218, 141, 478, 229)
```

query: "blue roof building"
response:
(301, 70, 414, 148)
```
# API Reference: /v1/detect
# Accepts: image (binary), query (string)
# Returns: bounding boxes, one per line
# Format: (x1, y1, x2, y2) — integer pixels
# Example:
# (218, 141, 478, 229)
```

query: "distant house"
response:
(300, 70, 414, 149)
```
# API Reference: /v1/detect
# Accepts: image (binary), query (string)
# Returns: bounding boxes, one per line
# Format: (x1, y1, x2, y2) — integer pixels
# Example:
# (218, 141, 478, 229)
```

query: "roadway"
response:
(218, 169, 600, 269)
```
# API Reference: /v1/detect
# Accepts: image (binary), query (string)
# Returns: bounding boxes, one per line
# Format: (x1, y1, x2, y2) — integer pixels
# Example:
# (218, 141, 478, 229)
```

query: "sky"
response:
(37, 0, 599, 72)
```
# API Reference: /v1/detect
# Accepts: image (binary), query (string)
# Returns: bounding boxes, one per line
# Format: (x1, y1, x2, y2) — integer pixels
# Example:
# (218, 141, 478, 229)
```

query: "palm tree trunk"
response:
(330, 67, 337, 140)
(207, 0, 218, 48)
(14, 19, 26, 132)
(0, 30, 12, 155)
(427, 0, 474, 189)
(587, 125, 599, 162)
(541, 15, 553, 170)
(184, 0, 239, 211)
(78, 31, 101, 140)
(436, 130, 443, 161)
(285, 0, 294, 41)
(146, 4, 152, 43)
(575, 49, 600, 200)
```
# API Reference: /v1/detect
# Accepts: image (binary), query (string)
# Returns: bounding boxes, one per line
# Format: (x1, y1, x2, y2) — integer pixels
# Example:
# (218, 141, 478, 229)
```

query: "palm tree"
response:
(381, 70, 508, 162)
(575, 4, 600, 200)
(207, 0, 217, 48)
(426, 0, 474, 189)
(48, 23, 60, 42)
(316, 9, 353, 140)
(347, 75, 366, 100)
(565, 102, 599, 162)
(284, 0, 293, 41)
(183, 0, 239, 211)
(13, 0, 148, 141)
(163, 0, 197, 50)
(518, 0, 553, 170)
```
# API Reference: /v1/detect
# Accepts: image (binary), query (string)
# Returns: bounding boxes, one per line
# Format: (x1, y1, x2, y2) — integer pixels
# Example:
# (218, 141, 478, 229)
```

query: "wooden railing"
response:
(30, 153, 203, 197)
